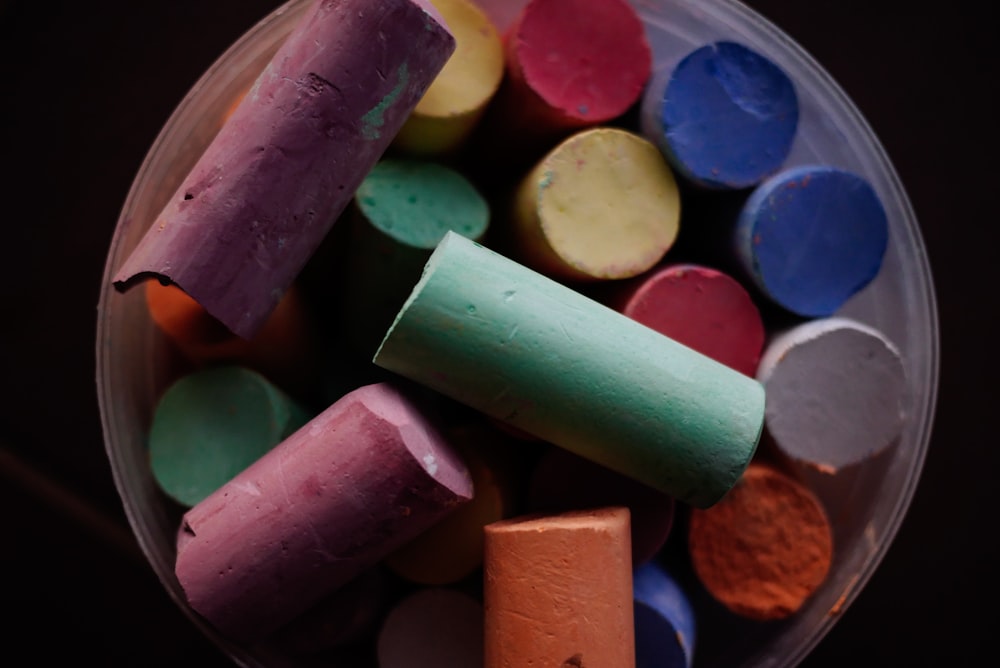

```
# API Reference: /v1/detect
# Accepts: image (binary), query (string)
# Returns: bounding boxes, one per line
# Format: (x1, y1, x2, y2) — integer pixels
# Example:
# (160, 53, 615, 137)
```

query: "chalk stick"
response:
(113, 0, 456, 339)
(502, 0, 651, 134)
(640, 41, 799, 190)
(341, 158, 490, 356)
(144, 279, 319, 393)
(757, 317, 906, 473)
(383, 420, 515, 584)
(633, 562, 696, 668)
(483, 507, 635, 668)
(614, 263, 765, 377)
(509, 127, 681, 281)
(374, 232, 764, 508)
(148, 365, 312, 507)
(376, 587, 484, 668)
(173, 381, 473, 642)
(734, 165, 889, 317)
(687, 462, 833, 621)
(394, 0, 505, 156)
(526, 445, 675, 565)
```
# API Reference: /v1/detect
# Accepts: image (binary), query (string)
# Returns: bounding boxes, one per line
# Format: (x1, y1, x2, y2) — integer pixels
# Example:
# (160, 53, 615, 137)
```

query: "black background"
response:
(0, 0, 995, 666)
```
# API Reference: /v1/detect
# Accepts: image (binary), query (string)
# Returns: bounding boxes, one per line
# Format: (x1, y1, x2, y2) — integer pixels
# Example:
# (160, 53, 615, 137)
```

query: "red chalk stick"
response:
(113, 0, 456, 338)
(615, 263, 766, 377)
(503, 0, 651, 132)
(173, 382, 472, 642)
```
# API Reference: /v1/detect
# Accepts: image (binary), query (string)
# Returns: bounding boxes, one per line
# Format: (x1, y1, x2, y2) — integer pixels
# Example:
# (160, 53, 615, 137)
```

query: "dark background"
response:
(0, 0, 994, 665)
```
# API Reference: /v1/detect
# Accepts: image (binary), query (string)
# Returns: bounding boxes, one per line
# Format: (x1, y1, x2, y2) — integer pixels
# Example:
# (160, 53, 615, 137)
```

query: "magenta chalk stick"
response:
(113, 0, 456, 338)
(173, 382, 473, 642)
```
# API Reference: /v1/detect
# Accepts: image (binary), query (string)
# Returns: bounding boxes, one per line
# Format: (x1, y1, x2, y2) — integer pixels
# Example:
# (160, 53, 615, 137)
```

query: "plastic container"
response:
(96, 1, 939, 667)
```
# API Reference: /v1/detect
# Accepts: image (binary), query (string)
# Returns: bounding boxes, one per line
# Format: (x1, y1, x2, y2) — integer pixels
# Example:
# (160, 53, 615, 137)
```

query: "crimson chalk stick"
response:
(173, 382, 473, 642)
(501, 0, 651, 135)
(484, 507, 635, 667)
(687, 463, 833, 621)
(374, 232, 764, 509)
(376, 587, 484, 668)
(614, 263, 765, 377)
(113, 0, 456, 338)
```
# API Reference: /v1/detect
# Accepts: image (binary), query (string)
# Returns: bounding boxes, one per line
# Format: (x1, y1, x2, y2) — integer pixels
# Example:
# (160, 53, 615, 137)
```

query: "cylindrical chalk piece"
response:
(734, 165, 889, 317)
(394, 0, 505, 155)
(633, 562, 696, 668)
(687, 463, 833, 621)
(615, 263, 765, 377)
(526, 446, 675, 565)
(504, 0, 651, 132)
(376, 587, 484, 668)
(374, 232, 764, 508)
(384, 421, 515, 584)
(342, 158, 490, 355)
(174, 382, 473, 642)
(757, 317, 906, 473)
(148, 365, 312, 507)
(483, 507, 635, 668)
(510, 127, 681, 281)
(640, 41, 798, 190)
(145, 280, 319, 392)
(113, 0, 456, 338)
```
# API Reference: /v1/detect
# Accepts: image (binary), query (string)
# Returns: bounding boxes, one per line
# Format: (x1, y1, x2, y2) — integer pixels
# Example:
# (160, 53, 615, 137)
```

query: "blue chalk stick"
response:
(634, 562, 697, 668)
(641, 41, 798, 190)
(734, 165, 889, 317)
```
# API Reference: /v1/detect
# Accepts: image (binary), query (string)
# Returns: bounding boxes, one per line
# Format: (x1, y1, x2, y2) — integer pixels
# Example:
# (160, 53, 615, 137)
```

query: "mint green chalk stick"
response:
(149, 365, 313, 507)
(374, 232, 764, 508)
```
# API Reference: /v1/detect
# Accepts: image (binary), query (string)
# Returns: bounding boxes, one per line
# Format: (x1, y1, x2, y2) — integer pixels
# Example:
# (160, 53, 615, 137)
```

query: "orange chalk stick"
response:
(484, 507, 635, 667)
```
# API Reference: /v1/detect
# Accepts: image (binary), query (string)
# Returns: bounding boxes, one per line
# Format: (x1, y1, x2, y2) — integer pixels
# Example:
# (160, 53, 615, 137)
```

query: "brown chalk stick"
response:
(483, 507, 635, 668)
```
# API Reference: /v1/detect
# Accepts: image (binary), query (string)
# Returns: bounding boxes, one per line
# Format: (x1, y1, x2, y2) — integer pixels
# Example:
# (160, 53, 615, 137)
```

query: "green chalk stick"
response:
(341, 158, 490, 356)
(374, 232, 764, 508)
(148, 365, 313, 507)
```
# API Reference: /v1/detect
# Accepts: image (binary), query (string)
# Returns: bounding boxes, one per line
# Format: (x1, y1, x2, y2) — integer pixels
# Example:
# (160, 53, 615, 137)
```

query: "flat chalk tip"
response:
(642, 40, 799, 190)
(756, 316, 906, 471)
(687, 462, 833, 621)
(735, 165, 889, 317)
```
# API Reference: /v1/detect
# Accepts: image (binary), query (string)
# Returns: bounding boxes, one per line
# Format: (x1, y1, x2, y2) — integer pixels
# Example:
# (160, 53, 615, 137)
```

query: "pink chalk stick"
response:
(113, 0, 456, 339)
(173, 382, 473, 642)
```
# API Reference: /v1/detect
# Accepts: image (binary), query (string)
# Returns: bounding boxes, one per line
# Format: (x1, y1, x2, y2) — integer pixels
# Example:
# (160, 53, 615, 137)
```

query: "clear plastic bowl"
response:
(96, 1, 939, 666)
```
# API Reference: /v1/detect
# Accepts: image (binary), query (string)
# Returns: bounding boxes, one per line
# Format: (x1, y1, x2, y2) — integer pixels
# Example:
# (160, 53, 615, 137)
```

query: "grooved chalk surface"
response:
(374, 232, 764, 508)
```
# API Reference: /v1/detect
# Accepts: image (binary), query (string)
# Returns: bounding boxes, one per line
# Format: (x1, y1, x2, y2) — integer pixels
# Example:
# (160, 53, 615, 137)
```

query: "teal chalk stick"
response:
(149, 365, 312, 507)
(374, 232, 764, 508)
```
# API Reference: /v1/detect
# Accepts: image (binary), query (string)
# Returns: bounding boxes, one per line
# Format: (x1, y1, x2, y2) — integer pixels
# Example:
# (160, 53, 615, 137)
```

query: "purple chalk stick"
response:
(174, 382, 473, 642)
(113, 0, 456, 338)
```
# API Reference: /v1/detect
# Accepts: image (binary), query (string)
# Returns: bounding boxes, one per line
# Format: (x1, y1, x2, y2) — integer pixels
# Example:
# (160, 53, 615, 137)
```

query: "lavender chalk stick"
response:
(113, 0, 456, 338)
(173, 381, 473, 642)
(374, 232, 765, 509)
